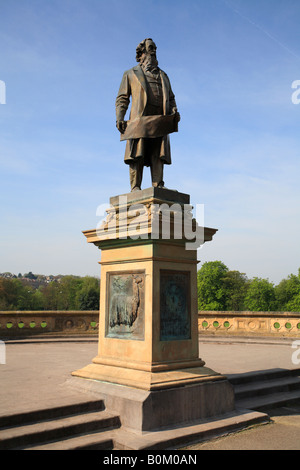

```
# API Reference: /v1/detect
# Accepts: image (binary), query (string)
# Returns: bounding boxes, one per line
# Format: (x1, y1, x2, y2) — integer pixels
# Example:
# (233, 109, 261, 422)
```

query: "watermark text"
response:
(0, 80, 6, 104)
(291, 340, 300, 365)
(291, 80, 300, 104)
(96, 197, 205, 250)
(0, 341, 6, 365)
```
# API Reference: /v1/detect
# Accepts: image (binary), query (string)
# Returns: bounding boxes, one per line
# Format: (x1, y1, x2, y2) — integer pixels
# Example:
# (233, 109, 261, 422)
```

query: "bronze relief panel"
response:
(106, 271, 145, 340)
(160, 270, 191, 341)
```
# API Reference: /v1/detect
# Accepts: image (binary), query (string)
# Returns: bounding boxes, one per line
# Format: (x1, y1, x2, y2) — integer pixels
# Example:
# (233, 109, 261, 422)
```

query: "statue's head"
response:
(136, 38, 158, 64)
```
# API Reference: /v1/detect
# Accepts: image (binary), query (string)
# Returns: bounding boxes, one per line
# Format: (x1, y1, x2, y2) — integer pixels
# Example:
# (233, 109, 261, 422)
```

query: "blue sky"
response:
(1, 0, 300, 284)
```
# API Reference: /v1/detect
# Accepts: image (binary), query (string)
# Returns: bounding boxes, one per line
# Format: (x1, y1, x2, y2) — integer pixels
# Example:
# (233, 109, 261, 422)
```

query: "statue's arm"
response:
(169, 86, 177, 114)
(163, 72, 180, 121)
(115, 71, 131, 132)
(168, 81, 180, 122)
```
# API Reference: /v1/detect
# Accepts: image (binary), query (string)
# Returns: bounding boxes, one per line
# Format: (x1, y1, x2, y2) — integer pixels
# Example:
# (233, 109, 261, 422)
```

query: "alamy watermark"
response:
(291, 80, 300, 104)
(0, 80, 6, 104)
(96, 196, 205, 250)
(291, 340, 300, 365)
(0, 341, 6, 365)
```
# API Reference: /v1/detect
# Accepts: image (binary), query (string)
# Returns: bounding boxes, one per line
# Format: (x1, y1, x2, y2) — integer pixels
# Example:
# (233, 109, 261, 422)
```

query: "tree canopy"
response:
(197, 261, 228, 310)
(243, 277, 276, 311)
(197, 261, 300, 312)
(0, 275, 100, 311)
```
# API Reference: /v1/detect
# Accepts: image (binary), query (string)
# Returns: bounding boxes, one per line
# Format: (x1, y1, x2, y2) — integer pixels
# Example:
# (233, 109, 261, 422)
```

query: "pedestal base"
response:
(69, 371, 235, 432)
(72, 360, 222, 391)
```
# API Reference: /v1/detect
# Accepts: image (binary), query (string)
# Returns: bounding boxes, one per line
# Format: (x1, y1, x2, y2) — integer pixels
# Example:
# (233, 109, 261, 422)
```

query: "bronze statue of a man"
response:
(115, 38, 180, 191)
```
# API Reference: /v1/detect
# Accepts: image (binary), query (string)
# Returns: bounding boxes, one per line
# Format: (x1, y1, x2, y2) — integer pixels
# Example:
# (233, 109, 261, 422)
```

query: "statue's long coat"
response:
(115, 64, 177, 166)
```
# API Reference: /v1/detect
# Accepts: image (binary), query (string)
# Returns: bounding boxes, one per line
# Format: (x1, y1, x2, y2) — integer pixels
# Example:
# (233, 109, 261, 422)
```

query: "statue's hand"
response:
(171, 108, 180, 123)
(116, 120, 127, 134)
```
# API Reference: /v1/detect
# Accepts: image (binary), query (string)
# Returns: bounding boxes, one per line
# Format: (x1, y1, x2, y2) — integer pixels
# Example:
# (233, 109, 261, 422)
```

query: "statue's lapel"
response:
(133, 65, 147, 93)
(160, 71, 169, 115)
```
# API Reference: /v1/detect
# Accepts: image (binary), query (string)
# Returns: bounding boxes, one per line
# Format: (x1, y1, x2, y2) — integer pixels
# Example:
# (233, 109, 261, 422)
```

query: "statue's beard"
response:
(141, 53, 159, 71)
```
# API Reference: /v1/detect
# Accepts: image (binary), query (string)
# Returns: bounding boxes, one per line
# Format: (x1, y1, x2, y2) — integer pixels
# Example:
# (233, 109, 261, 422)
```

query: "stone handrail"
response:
(198, 311, 300, 337)
(0, 311, 99, 338)
(1, 310, 300, 338)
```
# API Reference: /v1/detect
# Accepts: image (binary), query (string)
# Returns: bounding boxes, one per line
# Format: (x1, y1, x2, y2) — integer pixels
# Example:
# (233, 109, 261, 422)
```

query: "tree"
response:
(222, 270, 249, 311)
(76, 276, 100, 310)
(197, 261, 229, 310)
(285, 293, 300, 312)
(38, 275, 100, 310)
(243, 277, 276, 311)
(40, 281, 60, 310)
(0, 278, 21, 310)
(24, 271, 37, 280)
(0, 278, 44, 310)
(77, 288, 99, 310)
(15, 285, 36, 310)
(56, 276, 83, 310)
(31, 289, 45, 310)
(275, 272, 300, 311)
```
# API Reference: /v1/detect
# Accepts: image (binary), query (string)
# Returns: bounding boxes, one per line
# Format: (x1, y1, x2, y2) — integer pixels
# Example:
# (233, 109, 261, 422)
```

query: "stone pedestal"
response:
(72, 188, 235, 431)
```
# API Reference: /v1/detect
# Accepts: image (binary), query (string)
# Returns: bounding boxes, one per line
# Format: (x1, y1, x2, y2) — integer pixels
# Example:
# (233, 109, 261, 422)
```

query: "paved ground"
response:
(183, 404, 300, 450)
(1, 335, 300, 450)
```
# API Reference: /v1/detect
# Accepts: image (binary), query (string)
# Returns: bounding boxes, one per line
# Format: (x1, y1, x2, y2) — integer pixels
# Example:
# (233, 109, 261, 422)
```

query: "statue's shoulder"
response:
(160, 69, 169, 80)
(123, 65, 140, 76)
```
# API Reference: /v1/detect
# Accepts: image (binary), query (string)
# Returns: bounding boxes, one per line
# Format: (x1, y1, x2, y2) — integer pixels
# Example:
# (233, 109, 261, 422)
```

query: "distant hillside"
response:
(0, 271, 65, 288)
(0, 272, 100, 311)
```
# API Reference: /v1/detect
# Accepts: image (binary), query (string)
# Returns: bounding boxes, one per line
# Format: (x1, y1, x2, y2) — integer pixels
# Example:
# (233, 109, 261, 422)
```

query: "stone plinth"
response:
(72, 188, 235, 430)
(70, 374, 235, 432)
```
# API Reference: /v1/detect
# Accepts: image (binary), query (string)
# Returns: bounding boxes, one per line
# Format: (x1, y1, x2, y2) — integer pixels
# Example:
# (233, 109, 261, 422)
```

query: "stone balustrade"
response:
(198, 311, 300, 337)
(1, 310, 300, 338)
(0, 311, 99, 338)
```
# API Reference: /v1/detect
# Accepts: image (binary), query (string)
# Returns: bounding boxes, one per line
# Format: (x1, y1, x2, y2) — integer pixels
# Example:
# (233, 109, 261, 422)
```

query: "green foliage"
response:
(222, 270, 249, 311)
(274, 272, 300, 312)
(0, 275, 100, 311)
(197, 262, 279, 312)
(77, 288, 99, 310)
(24, 271, 37, 280)
(76, 276, 100, 310)
(0, 278, 45, 310)
(197, 261, 229, 310)
(56, 275, 84, 310)
(243, 277, 276, 311)
(0, 278, 22, 310)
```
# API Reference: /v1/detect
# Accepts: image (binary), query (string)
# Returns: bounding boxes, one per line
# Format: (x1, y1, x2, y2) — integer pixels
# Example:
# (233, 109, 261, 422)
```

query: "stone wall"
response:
(198, 311, 300, 337)
(0, 311, 99, 338)
(1, 310, 300, 338)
